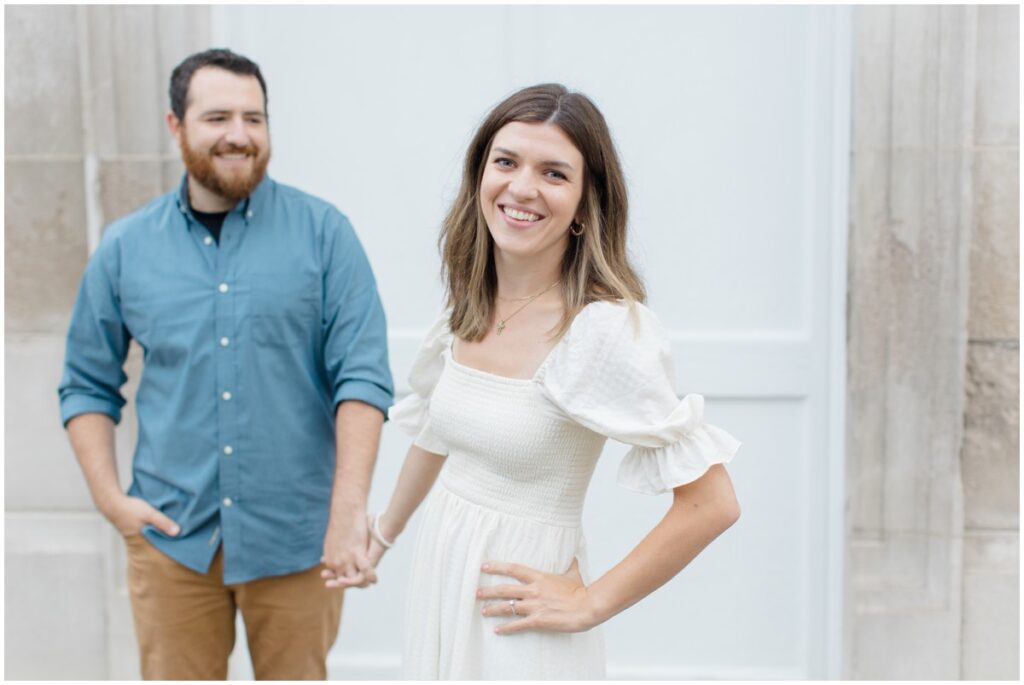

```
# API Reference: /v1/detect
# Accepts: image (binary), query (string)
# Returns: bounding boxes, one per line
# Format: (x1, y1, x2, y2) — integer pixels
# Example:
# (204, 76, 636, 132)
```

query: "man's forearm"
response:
(66, 412, 123, 515)
(330, 400, 385, 514)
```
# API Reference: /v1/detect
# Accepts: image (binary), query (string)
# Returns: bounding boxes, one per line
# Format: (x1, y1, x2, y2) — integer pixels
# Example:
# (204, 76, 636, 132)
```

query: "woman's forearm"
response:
(378, 444, 446, 541)
(586, 464, 740, 626)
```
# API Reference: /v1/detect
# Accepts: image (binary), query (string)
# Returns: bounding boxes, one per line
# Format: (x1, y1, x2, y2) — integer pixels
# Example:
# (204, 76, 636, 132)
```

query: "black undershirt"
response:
(192, 208, 229, 244)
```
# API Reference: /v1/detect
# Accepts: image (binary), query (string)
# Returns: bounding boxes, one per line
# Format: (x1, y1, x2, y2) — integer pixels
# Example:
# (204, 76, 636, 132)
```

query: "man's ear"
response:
(166, 111, 183, 144)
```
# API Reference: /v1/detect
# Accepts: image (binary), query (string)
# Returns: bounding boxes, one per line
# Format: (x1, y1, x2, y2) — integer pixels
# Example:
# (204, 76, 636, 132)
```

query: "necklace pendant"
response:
(496, 320, 506, 335)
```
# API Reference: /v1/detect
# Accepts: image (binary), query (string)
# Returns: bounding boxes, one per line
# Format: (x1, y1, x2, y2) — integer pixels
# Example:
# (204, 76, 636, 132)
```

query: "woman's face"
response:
(478, 121, 585, 263)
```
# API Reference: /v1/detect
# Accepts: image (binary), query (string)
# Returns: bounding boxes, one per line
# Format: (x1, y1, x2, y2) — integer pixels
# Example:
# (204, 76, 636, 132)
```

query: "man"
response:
(58, 49, 392, 680)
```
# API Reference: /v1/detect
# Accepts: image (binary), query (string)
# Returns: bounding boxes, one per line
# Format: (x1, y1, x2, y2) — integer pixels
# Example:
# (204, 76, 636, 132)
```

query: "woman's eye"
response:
(494, 158, 514, 168)
(546, 170, 567, 181)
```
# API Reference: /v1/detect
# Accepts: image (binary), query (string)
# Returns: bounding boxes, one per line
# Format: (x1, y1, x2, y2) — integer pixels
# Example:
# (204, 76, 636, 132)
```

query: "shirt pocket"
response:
(250, 273, 320, 349)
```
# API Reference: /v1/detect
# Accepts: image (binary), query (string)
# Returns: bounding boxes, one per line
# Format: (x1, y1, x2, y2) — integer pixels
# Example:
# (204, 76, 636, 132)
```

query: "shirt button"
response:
(218, 283, 229, 293)
(223, 445, 233, 455)
(203, 236, 213, 246)
(223, 497, 233, 507)
(246, 210, 254, 219)
(220, 336, 230, 347)
(222, 391, 232, 401)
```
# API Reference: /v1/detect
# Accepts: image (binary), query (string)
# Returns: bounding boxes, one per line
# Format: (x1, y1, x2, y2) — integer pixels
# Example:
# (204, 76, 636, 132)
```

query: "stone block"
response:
(969, 149, 1019, 340)
(886, 7, 975, 151)
(962, 531, 1019, 679)
(4, 515, 108, 679)
(5, 335, 142, 511)
(162, 158, 186, 194)
(934, 6, 976, 148)
(82, 4, 119, 158)
(100, 518, 142, 678)
(847, 154, 890, 495)
(4, 5, 83, 156)
(975, 5, 1020, 147)
(155, 6, 213, 108)
(889, 6, 940, 150)
(99, 159, 165, 226)
(84, 6, 167, 155)
(108, 588, 141, 679)
(852, 7, 892, 151)
(850, 608, 961, 678)
(4, 159, 88, 334)
(962, 342, 1019, 530)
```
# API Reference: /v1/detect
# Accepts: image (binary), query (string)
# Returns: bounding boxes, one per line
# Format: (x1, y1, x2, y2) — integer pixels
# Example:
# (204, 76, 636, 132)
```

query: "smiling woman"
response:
(332, 84, 742, 680)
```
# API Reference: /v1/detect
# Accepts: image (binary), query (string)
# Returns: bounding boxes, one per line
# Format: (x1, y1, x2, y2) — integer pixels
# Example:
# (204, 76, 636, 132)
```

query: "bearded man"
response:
(58, 49, 393, 680)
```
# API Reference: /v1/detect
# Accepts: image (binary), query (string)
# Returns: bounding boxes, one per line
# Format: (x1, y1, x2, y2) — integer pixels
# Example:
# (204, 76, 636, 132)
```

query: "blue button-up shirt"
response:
(59, 176, 394, 584)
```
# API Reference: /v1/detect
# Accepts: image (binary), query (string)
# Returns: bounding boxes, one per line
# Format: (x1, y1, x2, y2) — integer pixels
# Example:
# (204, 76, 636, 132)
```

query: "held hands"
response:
(102, 493, 180, 538)
(321, 508, 377, 589)
(477, 558, 599, 635)
(321, 512, 396, 589)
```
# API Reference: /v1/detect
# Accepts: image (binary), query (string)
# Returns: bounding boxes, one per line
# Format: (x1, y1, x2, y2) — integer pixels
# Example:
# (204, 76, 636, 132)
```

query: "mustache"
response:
(211, 142, 260, 156)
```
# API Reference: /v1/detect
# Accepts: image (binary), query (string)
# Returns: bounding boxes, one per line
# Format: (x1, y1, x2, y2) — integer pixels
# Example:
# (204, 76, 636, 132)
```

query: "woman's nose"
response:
(507, 173, 538, 201)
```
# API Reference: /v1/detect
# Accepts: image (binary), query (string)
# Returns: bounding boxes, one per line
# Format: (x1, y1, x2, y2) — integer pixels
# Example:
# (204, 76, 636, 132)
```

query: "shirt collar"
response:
(175, 174, 274, 226)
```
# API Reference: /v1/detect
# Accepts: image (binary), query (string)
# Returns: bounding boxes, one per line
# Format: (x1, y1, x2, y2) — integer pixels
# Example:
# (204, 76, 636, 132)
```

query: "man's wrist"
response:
(329, 497, 368, 520)
(94, 488, 126, 517)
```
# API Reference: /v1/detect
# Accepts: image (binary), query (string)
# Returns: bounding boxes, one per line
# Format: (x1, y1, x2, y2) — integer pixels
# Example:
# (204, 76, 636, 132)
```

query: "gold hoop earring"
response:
(570, 221, 585, 237)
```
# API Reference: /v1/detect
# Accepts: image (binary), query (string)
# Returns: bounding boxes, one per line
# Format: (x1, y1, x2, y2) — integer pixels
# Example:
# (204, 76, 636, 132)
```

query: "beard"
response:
(179, 127, 271, 204)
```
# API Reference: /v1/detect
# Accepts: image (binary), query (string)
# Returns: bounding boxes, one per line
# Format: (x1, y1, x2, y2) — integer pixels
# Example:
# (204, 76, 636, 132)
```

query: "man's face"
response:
(171, 67, 271, 203)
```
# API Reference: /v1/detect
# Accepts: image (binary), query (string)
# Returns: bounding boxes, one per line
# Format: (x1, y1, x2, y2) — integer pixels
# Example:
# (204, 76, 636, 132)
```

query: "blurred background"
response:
(4, 4, 1018, 680)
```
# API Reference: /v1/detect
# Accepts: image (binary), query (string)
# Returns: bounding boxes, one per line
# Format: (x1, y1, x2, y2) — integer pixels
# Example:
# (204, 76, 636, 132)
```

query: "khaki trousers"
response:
(125, 534, 343, 680)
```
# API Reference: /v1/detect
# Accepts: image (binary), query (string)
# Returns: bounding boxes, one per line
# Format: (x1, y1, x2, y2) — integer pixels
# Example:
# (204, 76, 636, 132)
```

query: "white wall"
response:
(213, 5, 850, 679)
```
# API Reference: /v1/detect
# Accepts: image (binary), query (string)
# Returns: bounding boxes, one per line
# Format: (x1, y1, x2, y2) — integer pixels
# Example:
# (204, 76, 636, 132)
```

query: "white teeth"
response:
(502, 206, 541, 222)
(219, 154, 247, 160)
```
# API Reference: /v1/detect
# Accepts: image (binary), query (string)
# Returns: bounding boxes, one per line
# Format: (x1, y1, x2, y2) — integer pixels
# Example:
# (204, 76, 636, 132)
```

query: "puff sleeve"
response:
(538, 301, 740, 494)
(387, 311, 452, 456)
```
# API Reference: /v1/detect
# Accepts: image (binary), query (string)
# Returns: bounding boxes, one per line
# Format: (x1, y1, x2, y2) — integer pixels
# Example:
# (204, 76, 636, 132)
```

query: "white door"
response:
(214, 5, 850, 679)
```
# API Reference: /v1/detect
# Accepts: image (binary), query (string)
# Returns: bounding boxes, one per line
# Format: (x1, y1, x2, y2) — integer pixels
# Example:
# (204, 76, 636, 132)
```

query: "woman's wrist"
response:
(581, 585, 614, 630)
(377, 510, 403, 542)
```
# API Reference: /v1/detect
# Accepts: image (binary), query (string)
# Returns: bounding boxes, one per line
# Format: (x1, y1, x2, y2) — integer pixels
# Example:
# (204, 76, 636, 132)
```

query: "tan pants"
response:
(125, 534, 343, 680)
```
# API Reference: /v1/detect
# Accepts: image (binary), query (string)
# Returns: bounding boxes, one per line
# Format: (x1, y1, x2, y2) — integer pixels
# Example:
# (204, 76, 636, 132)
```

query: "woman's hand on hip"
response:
(477, 558, 599, 634)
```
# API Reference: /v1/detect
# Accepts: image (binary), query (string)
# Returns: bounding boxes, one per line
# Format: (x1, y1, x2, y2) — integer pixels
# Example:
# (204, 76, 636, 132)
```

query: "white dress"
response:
(389, 301, 740, 680)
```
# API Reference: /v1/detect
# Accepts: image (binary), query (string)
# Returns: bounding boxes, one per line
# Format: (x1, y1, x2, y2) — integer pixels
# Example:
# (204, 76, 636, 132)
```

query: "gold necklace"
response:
(497, 292, 539, 302)
(495, 280, 560, 336)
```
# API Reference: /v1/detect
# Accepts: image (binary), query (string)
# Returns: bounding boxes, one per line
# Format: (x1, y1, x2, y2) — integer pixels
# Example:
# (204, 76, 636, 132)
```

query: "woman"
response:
(330, 84, 741, 679)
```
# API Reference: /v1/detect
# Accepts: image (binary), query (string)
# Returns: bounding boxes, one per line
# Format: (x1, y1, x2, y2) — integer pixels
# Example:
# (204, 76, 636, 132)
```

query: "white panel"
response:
(213, 5, 850, 679)
(586, 399, 808, 678)
(5, 515, 112, 679)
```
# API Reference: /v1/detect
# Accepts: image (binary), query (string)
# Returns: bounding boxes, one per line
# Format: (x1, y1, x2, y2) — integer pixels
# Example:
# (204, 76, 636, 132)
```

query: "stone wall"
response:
(4, 6, 210, 678)
(846, 5, 1019, 679)
(961, 4, 1020, 679)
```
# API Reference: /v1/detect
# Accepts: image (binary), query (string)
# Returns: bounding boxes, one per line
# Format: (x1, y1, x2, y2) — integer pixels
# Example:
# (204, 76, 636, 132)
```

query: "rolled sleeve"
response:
(58, 238, 130, 427)
(333, 378, 394, 417)
(322, 211, 394, 417)
(60, 394, 124, 427)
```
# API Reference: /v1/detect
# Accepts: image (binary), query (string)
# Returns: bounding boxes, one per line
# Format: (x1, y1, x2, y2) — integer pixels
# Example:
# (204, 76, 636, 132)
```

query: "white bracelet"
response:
(368, 512, 395, 549)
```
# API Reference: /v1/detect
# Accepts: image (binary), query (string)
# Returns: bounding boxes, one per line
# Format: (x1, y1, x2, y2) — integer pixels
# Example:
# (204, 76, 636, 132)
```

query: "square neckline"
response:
(446, 301, 605, 384)
(447, 337, 557, 384)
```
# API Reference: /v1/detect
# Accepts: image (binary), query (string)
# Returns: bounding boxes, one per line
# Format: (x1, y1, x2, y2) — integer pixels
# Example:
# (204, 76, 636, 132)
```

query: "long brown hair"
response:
(441, 83, 645, 341)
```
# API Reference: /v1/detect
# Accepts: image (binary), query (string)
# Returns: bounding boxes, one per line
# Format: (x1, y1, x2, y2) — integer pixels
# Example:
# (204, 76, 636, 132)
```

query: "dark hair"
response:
(441, 83, 645, 341)
(169, 48, 268, 120)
